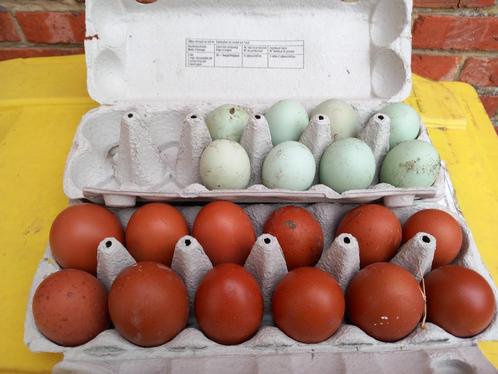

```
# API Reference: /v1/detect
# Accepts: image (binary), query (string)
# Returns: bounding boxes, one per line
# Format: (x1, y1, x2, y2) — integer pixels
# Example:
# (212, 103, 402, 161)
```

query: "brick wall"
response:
(0, 0, 497, 129)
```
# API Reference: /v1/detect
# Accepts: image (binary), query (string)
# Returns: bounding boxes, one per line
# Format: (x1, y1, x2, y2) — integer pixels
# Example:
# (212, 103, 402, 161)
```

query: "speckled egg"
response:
(265, 100, 309, 145)
(262, 141, 315, 191)
(380, 103, 421, 149)
(319, 138, 376, 193)
(380, 140, 440, 188)
(199, 139, 251, 190)
(311, 99, 359, 140)
(206, 104, 250, 142)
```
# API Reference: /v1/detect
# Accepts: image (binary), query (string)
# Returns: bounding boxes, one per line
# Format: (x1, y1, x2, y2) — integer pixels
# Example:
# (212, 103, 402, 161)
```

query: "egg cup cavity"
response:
(25, 201, 498, 358)
(371, 49, 409, 100)
(370, 0, 410, 48)
(65, 105, 444, 208)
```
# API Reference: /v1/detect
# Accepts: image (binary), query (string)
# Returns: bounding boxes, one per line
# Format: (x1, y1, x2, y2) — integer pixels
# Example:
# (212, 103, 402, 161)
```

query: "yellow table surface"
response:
(0, 55, 497, 373)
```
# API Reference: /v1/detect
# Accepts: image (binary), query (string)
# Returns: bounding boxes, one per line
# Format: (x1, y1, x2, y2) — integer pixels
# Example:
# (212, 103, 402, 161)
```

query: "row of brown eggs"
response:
(32, 202, 495, 349)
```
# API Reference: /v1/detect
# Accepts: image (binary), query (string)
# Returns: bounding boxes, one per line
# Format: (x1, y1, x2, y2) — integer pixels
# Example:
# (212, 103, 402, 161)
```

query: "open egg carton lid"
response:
(67, 0, 440, 208)
(25, 178, 498, 373)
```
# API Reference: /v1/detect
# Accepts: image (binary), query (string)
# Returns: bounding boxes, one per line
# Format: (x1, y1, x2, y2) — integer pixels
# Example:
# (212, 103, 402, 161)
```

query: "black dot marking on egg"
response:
(344, 237, 351, 244)
(105, 241, 112, 248)
(255, 114, 262, 120)
(318, 115, 325, 121)
(229, 107, 236, 115)
(127, 113, 133, 118)
(422, 235, 431, 243)
(264, 238, 271, 244)
(190, 114, 197, 119)
(185, 239, 192, 246)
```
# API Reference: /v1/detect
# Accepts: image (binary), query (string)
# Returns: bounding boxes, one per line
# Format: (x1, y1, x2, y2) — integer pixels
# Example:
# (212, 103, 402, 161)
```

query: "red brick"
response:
(0, 11, 20, 42)
(412, 54, 461, 81)
(459, 58, 498, 87)
(480, 96, 498, 118)
(412, 15, 498, 51)
(414, 0, 495, 7)
(16, 11, 85, 44)
(0, 47, 84, 62)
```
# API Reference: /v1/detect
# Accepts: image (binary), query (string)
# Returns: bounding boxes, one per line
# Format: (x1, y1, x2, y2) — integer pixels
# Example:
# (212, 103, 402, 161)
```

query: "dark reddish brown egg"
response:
(336, 204, 402, 268)
(125, 203, 189, 266)
(425, 265, 495, 337)
(272, 267, 345, 343)
(403, 209, 463, 268)
(108, 262, 189, 347)
(346, 262, 424, 342)
(264, 206, 324, 270)
(195, 263, 263, 345)
(32, 269, 109, 346)
(193, 201, 256, 265)
(50, 204, 124, 274)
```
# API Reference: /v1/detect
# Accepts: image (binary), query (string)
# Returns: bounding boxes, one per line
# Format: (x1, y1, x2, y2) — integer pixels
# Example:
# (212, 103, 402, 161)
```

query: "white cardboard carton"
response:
(61, 0, 447, 208)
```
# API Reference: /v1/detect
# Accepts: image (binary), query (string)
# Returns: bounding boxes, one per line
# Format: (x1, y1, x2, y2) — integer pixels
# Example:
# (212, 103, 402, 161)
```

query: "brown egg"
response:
(125, 203, 189, 266)
(346, 262, 424, 342)
(50, 203, 124, 274)
(425, 265, 495, 337)
(32, 269, 109, 347)
(193, 201, 256, 265)
(109, 262, 189, 347)
(403, 209, 463, 268)
(272, 267, 345, 343)
(264, 206, 324, 270)
(336, 204, 402, 268)
(195, 263, 263, 345)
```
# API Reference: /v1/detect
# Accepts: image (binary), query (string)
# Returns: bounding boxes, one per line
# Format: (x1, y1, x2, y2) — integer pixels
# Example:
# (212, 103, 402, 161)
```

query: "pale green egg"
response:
(311, 99, 359, 140)
(265, 100, 309, 145)
(262, 141, 315, 191)
(199, 139, 251, 189)
(380, 140, 440, 188)
(206, 104, 250, 142)
(381, 103, 421, 149)
(319, 138, 376, 193)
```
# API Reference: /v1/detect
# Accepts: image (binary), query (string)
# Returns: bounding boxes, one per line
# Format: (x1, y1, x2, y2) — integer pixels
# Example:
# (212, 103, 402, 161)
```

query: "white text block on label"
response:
(186, 39, 304, 69)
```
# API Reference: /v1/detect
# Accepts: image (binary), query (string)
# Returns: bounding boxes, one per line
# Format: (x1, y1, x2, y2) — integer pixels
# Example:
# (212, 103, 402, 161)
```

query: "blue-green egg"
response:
(380, 140, 440, 188)
(381, 103, 421, 149)
(262, 141, 315, 191)
(319, 138, 376, 193)
(206, 104, 250, 142)
(265, 100, 309, 145)
(311, 99, 359, 140)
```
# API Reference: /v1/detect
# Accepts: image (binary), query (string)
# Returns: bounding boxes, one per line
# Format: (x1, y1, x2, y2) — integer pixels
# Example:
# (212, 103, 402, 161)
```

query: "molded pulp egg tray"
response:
(24, 182, 498, 372)
(63, 0, 445, 208)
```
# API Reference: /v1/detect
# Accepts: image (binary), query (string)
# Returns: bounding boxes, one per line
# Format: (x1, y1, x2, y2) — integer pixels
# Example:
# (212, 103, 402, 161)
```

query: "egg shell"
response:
(199, 139, 251, 189)
(49, 203, 125, 274)
(206, 104, 250, 142)
(381, 103, 421, 149)
(125, 203, 189, 266)
(272, 267, 345, 343)
(311, 99, 359, 140)
(319, 138, 376, 193)
(194, 263, 263, 345)
(108, 262, 189, 347)
(346, 262, 425, 342)
(380, 139, 441, 188)
(265, 100, 309, 145)
(425, 265, 495, 338)
(262, 141, 316, 191)
(402, 209, 463, 268)
(32, 269, 109, 347)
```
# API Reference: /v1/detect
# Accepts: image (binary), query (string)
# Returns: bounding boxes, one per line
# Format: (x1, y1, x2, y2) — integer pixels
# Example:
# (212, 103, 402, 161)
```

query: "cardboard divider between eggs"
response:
(65, 105, 446, 209)
(24, 202, 498, 359)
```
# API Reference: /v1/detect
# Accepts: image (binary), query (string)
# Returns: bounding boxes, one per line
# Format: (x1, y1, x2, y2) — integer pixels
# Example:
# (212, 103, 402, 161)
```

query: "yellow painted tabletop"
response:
(0, 55, 497, 373)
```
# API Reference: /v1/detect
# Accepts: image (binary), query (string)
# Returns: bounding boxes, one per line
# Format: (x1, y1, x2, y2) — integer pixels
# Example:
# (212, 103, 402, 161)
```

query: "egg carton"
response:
(65, 105, 446, 209)
(24, 197, 498, 372)
(61, 0, 444, 209)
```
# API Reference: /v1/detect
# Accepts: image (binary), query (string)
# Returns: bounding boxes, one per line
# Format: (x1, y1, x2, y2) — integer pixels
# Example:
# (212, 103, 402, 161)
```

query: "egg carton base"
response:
(54, 345, 495, 374)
